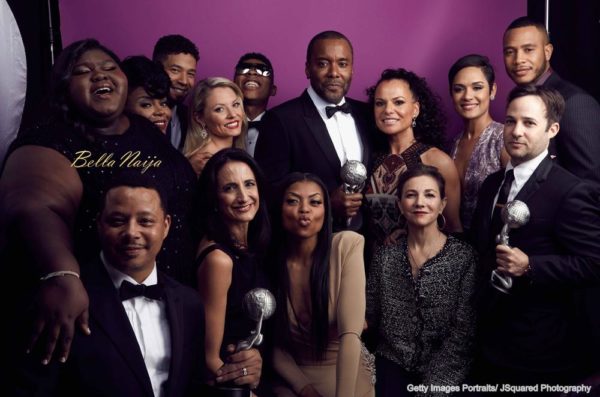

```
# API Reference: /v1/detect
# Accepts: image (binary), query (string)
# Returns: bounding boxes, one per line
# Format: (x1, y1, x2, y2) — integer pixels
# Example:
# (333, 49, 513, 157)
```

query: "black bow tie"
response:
(248, 120, 262, 129)
(325, 102, 351, 118)
(119, 280, 164, 301)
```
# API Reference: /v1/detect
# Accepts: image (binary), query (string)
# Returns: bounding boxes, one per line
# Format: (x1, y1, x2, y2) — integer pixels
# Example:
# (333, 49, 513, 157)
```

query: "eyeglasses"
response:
(235, 62, 272, 77)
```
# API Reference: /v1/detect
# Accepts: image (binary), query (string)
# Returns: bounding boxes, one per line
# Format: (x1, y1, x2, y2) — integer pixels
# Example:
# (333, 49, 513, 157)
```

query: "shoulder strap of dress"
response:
(195, 243, 226, 267)
(402, 141, 432, 167)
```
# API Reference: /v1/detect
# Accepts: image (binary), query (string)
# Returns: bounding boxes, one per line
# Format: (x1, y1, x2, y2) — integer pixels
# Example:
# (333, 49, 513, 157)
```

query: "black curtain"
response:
(6, 0, 62, 134)
(528, 0, 600, 102)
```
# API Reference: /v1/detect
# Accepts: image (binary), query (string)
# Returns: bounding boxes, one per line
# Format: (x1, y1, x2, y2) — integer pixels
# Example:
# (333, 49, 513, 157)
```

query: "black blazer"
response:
(255, 90, 374, 193)
(543, 72, 600, 181)
(470, 156, 600, 374)
(166, 103, 189, 152)
(18, 260, 206, 397)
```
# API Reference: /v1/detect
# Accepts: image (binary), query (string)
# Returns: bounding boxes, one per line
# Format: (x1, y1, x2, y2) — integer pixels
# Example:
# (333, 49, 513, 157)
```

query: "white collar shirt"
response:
(492, 149, 548, 216)
(307, 85, 363, 165)
(246, 111, 265, 157)
(101, 252, 171, 397)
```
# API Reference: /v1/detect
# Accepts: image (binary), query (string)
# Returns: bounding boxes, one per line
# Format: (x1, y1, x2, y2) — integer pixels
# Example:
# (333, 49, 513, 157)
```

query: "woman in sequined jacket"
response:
(366, 164, 477, 396)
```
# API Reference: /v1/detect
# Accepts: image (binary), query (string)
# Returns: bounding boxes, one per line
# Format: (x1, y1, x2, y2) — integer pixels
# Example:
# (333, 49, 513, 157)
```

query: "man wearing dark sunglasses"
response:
(233, 53, 277, 157)
(255, 31, 373, 231)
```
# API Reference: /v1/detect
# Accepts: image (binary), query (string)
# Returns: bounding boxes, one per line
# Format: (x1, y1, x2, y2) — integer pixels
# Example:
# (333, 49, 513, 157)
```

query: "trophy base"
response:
(208, 385, 251, 397)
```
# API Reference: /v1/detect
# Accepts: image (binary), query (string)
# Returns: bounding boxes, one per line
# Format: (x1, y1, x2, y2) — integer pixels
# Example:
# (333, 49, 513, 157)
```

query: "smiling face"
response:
(504, 95, 558, 166)
(234, 58, 276, 108)
(373, 78, 420, 136)
(68, 49, 128, 124)
(305, 38, 353, 104)
(98, 186, 171, 281)
(125, 87, 172, 133)
(281, 180, 325, 240)
(503, 26, 552, 85)
(195, 86, 244, 140)
(161, 53, 197, 102)
(451, 66, 496, 121)
(216, 161, 259, 227)
(399, 175, 446, 230)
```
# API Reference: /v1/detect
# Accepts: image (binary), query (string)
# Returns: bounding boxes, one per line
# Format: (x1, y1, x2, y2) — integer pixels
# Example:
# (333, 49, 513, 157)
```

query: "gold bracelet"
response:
(40, 270, 80, 281)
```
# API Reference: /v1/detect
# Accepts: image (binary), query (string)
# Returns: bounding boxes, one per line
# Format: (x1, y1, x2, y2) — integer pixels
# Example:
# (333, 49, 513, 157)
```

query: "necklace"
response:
(406, 232, 446, 273)
(230, 238, 248, 251)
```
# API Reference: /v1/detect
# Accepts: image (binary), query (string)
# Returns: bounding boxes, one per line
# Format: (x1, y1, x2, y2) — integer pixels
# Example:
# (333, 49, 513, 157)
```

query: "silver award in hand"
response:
(340, 160, 367, 227)
(491, 200, 530, 293)
(235, 288, 276, 352)
(340, 160, 367, 194)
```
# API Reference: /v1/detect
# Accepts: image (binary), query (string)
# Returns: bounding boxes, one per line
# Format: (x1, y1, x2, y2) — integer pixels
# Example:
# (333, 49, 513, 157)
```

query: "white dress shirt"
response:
(307, 85, 363, 165)
(101, 253, 171, 397)
(492, 149, 549, 215)
(246, 111, 265, 157)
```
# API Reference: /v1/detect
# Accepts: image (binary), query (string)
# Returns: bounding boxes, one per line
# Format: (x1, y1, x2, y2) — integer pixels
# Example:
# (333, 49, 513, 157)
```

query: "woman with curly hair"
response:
(364, 68, 462, 249)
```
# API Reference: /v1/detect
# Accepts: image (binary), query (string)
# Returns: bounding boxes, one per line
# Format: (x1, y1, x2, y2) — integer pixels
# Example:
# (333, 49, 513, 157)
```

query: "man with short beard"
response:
(153, 34, 199, 151)
(503, 16, 600, 182)
(255, 31, 373, 231)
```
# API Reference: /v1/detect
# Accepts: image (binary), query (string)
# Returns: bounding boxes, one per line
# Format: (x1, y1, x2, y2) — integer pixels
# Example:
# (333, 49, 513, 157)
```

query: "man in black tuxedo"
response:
(153, 34, 199, 151)
(503, 16, 600, 182)
(13, 175, 207, 396)
(254, 30, 373, 230)
(470, 85, 600, 384)
(233, 52, 277, 157)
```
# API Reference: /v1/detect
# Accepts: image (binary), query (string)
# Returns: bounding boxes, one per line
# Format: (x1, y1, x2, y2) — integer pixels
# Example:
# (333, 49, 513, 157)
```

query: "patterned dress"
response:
(451, 121, 504, 230)
(364, 142, 431, 247)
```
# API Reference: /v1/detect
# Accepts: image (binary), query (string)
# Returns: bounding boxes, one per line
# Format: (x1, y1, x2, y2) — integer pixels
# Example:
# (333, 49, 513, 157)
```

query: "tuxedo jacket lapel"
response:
(161, 275, 185, 397)
(514, 156, 553, 203)
(301, 91, 343, 173)
(347, 99, 371, 167)
(86, 262, 154, 397)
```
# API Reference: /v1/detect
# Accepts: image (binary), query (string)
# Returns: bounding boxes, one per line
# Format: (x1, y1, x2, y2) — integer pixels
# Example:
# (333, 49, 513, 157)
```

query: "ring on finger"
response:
(241, 367, 248, 377)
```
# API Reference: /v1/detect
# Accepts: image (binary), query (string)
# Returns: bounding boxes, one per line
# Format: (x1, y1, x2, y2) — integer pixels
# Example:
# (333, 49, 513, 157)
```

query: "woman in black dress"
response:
(194, 148, 271, 393)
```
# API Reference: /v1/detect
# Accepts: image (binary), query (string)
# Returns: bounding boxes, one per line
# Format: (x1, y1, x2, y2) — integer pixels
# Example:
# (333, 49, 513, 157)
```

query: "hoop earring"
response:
(437, 213, 446, 230)
(411, 117, 417, 128)
(490, 95, 495, 101)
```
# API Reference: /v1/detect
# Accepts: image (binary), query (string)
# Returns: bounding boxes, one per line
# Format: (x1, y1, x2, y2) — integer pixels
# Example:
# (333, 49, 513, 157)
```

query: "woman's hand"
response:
(215, 344, 262, 389)
(187, 149, 213, 175)
(28, 275, 90, 364)
(299, 384, 323, 397)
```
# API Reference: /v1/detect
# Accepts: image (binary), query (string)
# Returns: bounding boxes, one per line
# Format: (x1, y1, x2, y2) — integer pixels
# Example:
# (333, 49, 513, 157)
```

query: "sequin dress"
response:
(7, 115, 197, 284)
(451, 121, 504, 230)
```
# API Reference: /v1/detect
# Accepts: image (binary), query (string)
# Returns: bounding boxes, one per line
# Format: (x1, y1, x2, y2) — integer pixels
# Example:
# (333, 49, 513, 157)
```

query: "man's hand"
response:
(495, 245, 530, 277)
(215, 345, 262, 389)
(28, 275, 90, 364)
(330, 186, 363, 219)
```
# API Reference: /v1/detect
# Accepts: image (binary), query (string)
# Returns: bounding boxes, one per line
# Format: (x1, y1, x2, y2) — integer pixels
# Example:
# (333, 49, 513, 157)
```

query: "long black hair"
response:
(271, 172, 333, 360)
(194, 148, 271, 256)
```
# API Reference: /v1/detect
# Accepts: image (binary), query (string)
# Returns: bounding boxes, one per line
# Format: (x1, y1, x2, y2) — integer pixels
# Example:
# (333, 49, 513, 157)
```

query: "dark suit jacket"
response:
(470, 156, 600, 374)
(166, 103, 189, 152)
(255, 90, 374, 193)
(17, 260, 206, 397)
(543, 72, 600, 181)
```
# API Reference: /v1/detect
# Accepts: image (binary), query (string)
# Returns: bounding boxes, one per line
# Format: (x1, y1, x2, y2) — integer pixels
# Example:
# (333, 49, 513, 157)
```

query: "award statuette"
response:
(340, 160, 367, 226)
(490, 200, 530, 294)
(214, 288, 276, 397)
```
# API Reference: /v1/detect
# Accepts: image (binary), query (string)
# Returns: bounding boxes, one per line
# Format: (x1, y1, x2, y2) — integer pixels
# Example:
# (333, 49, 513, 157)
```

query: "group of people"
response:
(0, 14, 599, 397)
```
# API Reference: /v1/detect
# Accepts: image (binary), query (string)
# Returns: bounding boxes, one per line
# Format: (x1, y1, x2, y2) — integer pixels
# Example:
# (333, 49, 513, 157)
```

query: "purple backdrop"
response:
(59, 0, 525, 140)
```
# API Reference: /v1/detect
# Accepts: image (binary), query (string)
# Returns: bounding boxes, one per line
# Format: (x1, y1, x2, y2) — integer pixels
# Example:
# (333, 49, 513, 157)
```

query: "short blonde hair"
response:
(183, 77, 247, 155)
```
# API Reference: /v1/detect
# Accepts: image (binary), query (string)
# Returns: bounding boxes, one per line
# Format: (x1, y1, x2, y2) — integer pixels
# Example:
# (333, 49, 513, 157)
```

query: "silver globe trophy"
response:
(490, 200, 530, 294)
(235, 288, 276, 352)
(340, 160, 367, 194)
(215, 288, 275, 397)
(340, 160, 367, 227)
